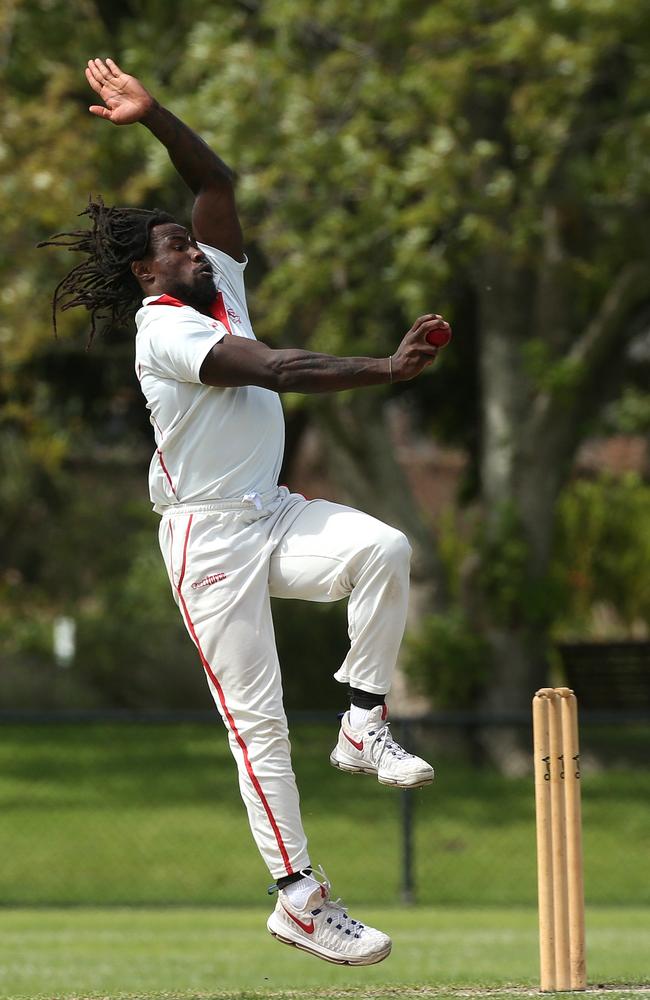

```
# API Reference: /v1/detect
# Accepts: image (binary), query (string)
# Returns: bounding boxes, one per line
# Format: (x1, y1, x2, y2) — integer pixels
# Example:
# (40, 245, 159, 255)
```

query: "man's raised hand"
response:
(391, 315, 451, 382)
(85, 57, 154, 125)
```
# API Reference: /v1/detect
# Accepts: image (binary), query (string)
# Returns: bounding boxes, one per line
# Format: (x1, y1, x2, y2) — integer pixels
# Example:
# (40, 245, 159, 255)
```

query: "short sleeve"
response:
(139, 310, 228, 383)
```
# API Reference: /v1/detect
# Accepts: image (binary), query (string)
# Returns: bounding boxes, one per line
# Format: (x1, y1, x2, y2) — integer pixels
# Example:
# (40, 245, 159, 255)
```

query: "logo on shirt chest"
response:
(210, 307, 242, 331)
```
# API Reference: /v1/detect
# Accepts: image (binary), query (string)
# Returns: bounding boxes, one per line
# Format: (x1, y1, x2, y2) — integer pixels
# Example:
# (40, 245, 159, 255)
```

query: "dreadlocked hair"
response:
(38, 196, 175, 346)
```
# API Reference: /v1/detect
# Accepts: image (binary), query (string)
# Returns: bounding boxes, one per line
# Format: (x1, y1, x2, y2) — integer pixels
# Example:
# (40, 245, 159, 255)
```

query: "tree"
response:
(3, 1, 650, 739)
(169, 1, 650, 742)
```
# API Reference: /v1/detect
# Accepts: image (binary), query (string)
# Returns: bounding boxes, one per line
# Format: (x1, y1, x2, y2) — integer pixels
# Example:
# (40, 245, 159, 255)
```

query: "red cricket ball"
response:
(426, 326, 452, 348)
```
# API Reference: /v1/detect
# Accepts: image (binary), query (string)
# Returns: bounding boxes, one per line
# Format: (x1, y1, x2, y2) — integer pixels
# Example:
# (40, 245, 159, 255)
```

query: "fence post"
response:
(399, 719, 416, 905)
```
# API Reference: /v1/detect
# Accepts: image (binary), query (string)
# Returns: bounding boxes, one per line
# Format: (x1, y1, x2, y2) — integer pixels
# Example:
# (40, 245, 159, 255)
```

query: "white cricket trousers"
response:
(159, 486, 411, 879)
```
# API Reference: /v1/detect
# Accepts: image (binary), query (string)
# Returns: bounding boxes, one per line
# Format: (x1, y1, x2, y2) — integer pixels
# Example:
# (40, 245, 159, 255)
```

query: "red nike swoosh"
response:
(281, 903, 315, 934)
(344, 732, 364, 751)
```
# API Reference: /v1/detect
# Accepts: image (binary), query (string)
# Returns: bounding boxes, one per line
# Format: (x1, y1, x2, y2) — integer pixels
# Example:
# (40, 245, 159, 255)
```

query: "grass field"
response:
(1, 722, 648, 999)
(1, 722, 649, 907)
(1, 905, 649, 1000)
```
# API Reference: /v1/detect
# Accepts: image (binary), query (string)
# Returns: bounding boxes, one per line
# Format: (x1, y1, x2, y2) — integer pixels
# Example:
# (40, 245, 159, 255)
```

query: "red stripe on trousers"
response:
(174, 514, 293, 875)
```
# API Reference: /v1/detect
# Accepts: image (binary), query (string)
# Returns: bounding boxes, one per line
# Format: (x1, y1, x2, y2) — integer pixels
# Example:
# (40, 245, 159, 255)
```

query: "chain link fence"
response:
(1, 712, 648, 908)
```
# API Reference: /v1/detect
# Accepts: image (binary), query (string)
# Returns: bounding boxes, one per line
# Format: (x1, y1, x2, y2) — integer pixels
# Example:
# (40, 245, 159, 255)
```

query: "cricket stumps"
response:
(532, 687, 586, 992)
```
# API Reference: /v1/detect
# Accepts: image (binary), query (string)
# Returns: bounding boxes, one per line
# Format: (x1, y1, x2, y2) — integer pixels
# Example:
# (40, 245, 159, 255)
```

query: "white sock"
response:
(281, 874, 320, 910)
(349, 703, 383, 730)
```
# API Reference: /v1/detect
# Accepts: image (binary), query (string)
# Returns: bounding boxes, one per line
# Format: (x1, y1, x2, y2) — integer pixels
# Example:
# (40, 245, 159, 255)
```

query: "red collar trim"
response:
(150, 293, 186, 308)
(149, 292, 232, 333)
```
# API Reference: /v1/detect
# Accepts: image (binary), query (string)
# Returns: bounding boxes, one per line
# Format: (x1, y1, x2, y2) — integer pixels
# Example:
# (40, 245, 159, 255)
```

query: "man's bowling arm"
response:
(199, 315, 448, 392)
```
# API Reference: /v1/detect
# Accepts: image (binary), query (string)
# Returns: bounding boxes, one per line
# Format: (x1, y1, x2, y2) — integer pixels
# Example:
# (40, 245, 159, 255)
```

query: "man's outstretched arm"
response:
(199, 314, 447, 391)
(85, 57, 244, 261)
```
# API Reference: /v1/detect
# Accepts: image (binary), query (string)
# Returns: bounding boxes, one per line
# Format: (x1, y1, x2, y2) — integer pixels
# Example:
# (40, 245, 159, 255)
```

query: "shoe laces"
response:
(367, 722, 412, 764)
(303, 865, 367, 940)
(319, 898, 366, 939)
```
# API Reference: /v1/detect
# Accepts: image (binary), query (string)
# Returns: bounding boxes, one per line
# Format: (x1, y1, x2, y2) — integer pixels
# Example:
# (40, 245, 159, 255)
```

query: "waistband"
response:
(158, 487, 286, 516)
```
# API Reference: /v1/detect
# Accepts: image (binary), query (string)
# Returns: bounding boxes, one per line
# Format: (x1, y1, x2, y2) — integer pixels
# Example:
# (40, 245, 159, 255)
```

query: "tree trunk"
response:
(474, 252, 649, 767)
(474, 257, 560, 766)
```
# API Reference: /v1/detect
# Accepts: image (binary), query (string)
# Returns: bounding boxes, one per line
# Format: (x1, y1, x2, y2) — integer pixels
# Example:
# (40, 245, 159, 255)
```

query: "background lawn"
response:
(0, 905, 649, 999)
(1, 722, 648, 999)
(0, 721, 648, 907)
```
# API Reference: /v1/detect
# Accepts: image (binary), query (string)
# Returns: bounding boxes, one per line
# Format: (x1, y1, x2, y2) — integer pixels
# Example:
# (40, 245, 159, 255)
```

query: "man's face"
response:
(133, 223, 215, 309)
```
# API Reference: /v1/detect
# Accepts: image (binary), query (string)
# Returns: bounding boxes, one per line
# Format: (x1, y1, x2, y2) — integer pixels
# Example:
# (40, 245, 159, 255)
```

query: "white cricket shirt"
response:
(134, 242, 285, 512)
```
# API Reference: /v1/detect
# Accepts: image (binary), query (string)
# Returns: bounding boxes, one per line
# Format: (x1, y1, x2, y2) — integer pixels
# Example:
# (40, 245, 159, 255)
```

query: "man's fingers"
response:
(88, 57, 120, 87)
(89, 105, 111, 118)
(105, 57, 123, 77)
(85, 68, 106, 98)
(411, 318, 450, 341)
(87, 59, 106, 83)
(410, 313, 440, 333)
(420, 318, 449, 332)
(92, 57, 111, 79)
(409, 314, 451, 336)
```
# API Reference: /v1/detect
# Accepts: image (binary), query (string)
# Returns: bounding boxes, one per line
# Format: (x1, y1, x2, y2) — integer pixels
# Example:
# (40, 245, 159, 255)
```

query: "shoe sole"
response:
(330, 752, 434, 789)
(267, 919, 392, 966)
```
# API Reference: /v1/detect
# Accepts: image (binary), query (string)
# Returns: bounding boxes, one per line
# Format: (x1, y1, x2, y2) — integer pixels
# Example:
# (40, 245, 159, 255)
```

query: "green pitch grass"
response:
(1, 723, 649, 999)
(0, 905, 649, 1000)
(1, 722, 649, 908)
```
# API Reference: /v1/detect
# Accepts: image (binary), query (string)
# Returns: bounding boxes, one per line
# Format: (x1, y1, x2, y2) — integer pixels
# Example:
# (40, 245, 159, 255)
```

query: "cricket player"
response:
(41, 57, 448, 966)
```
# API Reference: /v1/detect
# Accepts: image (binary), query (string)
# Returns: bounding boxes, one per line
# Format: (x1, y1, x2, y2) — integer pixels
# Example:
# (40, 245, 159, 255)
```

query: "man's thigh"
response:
(161, 510, 285, 718)
(268, 499, 404, 602)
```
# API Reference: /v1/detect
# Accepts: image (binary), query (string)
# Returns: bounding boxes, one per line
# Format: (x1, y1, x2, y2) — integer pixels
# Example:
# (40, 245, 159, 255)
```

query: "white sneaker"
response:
(267, 869, 391, 966)
(330, 706, 434, 788)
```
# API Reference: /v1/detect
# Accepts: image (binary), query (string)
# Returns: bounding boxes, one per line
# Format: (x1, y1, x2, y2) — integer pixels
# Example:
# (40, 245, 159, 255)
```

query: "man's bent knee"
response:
(227, 711, 291, 765)
(375, 526, 412, 570)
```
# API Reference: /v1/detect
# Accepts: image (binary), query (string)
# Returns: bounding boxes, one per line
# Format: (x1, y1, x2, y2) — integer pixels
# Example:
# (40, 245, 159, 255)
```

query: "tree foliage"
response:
(553, 473, 650, 635)
(1, 0, 649, 713)
(407, 474, 650, 708)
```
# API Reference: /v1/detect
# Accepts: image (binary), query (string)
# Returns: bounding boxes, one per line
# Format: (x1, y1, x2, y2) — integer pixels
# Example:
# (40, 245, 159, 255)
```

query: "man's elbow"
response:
(200, 346, 302, 392)
(266, 349, 316, 393)
(265, 351, 293, 392)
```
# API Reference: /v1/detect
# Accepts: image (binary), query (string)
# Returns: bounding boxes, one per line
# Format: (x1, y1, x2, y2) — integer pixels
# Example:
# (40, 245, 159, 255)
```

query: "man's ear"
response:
(131, 258, 154, 286)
